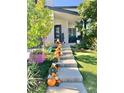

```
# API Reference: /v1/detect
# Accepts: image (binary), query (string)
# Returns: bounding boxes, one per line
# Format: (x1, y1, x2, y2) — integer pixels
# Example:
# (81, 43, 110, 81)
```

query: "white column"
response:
(76, 28, 80, 37)
(64, 20, 69, 44)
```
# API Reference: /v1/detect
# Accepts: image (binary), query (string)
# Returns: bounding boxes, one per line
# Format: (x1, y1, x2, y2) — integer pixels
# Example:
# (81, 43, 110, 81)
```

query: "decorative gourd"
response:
(47, 78, 56, 86)
(51, 73, 57, 77)
(58, 44, 62, 48)
(55, 47, 61, 56)
(49, 66, 58, 76)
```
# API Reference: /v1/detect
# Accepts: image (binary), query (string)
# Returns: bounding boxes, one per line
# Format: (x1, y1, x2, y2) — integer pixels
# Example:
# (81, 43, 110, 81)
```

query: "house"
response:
(45, 0, 83, 45)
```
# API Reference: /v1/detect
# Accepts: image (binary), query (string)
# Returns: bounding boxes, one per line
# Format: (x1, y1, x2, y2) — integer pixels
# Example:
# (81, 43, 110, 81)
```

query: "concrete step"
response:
(60, 55, 74, 60)
(61, 53, 73, 57)
(62, 50, 72, 54)
(47, 82, 87, 93)
(57, 59, 77, 67)
(57, 67, 83, 82)
(62, 45, 70, 48)
(62, 47, 71, 50)
(46, 46, 87, 93)
(62, 52, 73, 55)
(60, 57, 74, 60)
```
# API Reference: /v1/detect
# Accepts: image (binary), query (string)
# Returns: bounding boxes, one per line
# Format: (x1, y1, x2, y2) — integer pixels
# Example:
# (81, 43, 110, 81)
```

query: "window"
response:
(68, 28, 76, 43)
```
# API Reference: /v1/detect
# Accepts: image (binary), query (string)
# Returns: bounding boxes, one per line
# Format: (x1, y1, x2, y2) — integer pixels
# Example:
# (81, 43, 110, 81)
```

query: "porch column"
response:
(76, 28, 80, 37)
(64, 20, 69, 44)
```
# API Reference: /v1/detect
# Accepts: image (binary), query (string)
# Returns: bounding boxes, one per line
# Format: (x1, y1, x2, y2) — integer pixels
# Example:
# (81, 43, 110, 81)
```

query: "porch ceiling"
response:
(54, 11, 80, 24)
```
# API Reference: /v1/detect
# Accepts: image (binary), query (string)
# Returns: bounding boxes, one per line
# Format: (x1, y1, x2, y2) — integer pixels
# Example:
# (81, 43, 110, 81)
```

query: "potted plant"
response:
(29, 49, 46, 63)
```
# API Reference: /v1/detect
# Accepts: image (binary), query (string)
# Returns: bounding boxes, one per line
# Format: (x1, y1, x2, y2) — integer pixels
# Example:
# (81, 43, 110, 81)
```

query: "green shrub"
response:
(27, 0, 53, 48)
(27, 47, 56, 93)
(27, 63, 40, 93)
(32, 49, 43, 54)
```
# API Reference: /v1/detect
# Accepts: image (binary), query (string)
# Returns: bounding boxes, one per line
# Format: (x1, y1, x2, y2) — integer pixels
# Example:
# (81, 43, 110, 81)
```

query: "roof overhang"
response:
(48, 6, 78, 8)
(46, 6, 79, 16)
(54, 11, 80, 24)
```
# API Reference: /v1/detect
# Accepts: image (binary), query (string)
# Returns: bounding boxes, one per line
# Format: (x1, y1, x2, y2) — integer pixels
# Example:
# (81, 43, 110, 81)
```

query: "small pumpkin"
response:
(47, 78, 56, 86)
(55, 47, 61, 56)
(51, 73, 57, 77)
(58, 44, 62, 48)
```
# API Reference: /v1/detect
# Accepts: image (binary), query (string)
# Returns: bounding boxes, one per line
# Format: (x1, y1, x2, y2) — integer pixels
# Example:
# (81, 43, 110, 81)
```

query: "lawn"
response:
(74, 50, 97, 93)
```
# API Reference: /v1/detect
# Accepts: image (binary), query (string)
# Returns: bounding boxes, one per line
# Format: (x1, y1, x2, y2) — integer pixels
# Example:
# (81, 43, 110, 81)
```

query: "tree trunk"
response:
(83, 19, 87, 48)
(80, 31, 84, 47)
(84, 19, 87, 29)
(80, 31, 83, 40)
(35, 0, 37, 4)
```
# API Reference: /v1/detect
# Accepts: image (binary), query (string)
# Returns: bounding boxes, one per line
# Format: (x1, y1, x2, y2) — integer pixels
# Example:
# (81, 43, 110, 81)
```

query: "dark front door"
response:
(54, 25, 62, 42)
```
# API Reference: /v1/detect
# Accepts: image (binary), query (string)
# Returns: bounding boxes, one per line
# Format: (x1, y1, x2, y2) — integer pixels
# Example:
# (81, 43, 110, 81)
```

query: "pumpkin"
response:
(51, 73, 57, 77)
(47, 78, 56, 86)
(54, 50, 61, 58)
(58, 44, 62, 48)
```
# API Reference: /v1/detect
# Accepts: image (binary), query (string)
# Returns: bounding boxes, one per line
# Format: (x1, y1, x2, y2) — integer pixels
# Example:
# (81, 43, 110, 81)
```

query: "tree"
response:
(27, 0, 53, 48)
(76, 0, 97, 49)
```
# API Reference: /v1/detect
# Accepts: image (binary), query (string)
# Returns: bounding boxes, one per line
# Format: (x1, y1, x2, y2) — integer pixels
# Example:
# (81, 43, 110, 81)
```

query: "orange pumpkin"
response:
(47, 78, 56, 86)
(58, 44, 62, 48)
(55, 54, 60, 59)
(51, 73, 57, 77)
(54, 49, 61, 58)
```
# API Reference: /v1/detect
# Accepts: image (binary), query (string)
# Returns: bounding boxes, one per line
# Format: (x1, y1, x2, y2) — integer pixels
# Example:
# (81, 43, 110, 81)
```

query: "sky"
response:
(54, 0, 83, 6)
(46, 0, 84, 6)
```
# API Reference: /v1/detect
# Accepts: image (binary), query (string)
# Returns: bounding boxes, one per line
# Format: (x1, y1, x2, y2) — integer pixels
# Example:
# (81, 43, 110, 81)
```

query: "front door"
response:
(54, 25, 62, 42)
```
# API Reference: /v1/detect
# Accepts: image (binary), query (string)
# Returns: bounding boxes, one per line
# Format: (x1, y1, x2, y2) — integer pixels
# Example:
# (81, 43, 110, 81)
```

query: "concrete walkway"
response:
(46, 45, 87, 93)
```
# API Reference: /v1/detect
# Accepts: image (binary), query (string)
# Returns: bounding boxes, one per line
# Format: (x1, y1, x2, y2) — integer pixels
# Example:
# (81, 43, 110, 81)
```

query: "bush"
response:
(27, 61, 53, 93)
(32, 49, 43, 54)
(27, 63, 40, 93)
(27, 0, 53, 48)
(27, 47, 56, 93)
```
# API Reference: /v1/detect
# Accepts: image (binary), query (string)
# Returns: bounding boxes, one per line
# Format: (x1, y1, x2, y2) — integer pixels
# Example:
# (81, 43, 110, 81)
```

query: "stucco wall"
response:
(46, 18, 69, 44)
(46, 17, 79, 44)
(54, 18, 69, 44)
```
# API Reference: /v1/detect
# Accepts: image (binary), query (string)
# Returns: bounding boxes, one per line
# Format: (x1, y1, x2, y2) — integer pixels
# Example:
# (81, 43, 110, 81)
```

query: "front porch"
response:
(46, 7, 80, 44)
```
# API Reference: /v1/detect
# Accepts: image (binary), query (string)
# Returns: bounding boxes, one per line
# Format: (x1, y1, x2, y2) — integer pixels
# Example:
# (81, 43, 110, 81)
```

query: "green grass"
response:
(74, 50, 97, 93)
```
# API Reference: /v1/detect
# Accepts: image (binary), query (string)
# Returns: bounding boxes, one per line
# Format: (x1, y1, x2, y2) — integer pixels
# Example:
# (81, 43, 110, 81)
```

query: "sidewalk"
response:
(46, 45, 87, 93)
